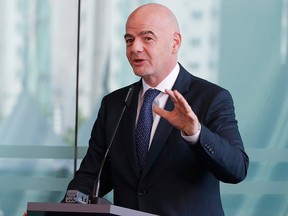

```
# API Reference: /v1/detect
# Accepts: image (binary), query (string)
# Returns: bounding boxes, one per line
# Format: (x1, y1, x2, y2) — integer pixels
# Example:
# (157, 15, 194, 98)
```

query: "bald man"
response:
(64, 3, 249, 216)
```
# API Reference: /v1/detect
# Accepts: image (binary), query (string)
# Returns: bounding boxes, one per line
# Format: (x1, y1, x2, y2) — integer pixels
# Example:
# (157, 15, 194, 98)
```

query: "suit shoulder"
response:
(192, 75, 233, 100)
(179, 63, 227, 92)
(193, 75, 225, 90)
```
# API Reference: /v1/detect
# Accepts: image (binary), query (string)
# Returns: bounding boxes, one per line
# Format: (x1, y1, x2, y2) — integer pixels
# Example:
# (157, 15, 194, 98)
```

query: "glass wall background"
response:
(0, 0, 287, 215)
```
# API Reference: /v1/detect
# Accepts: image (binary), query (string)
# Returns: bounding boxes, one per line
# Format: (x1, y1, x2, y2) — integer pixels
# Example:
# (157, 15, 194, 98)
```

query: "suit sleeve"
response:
(191, 89, 249, 183)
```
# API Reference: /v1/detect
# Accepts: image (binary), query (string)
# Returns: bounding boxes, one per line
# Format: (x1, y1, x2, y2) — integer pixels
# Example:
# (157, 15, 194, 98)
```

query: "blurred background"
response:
(0, 0, 287, 215)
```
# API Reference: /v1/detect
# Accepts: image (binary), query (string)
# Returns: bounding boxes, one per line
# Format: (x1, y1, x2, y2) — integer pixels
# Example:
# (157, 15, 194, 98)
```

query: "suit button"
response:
(138, 190, 146, 196)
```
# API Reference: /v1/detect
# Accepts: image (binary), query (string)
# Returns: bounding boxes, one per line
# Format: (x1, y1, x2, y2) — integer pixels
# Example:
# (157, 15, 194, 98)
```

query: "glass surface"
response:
(0, 0, 78, 215)
(0, 0, 287, 215)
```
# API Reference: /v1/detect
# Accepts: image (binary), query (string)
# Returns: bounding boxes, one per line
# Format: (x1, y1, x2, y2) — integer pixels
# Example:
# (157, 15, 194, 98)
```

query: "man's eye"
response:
(145, 37, 153, 41)
(125, 39, 133, 44)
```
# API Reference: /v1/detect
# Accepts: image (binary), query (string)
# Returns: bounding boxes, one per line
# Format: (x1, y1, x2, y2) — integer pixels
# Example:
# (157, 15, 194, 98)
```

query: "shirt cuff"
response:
(181, 124, 201, 145)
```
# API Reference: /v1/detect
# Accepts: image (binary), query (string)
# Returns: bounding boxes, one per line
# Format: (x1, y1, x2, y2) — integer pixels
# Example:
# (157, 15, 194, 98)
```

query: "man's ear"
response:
(172, 32, 182, 54)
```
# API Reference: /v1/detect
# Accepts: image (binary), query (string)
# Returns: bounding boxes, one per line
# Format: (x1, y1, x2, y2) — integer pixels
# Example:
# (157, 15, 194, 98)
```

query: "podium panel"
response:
(27, 202, 158, 216)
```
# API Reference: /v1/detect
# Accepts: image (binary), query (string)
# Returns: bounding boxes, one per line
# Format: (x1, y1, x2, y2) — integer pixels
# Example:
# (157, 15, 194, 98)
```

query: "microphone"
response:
(90, 86, 134, 204)
(65, 86, 134, 204)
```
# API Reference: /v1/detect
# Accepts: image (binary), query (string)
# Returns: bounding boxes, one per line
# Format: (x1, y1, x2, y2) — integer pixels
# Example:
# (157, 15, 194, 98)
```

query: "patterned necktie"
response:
(135, 89, 160, 170)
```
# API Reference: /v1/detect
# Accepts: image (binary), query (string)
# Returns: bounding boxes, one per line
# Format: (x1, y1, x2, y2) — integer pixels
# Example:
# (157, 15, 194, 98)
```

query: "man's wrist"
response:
(181, 123, 201, 145)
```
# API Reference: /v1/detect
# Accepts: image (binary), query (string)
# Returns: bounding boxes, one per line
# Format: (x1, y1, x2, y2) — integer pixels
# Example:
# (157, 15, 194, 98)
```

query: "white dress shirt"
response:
(136, 63, 200, 149)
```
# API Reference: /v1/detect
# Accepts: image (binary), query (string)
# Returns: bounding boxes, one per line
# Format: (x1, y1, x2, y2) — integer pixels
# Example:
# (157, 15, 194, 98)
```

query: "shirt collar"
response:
(140, 63, 180, 98)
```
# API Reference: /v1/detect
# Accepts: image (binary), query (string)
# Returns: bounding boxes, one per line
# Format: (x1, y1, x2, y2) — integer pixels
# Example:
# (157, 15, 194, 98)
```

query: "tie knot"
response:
(143, 89, 160, 104)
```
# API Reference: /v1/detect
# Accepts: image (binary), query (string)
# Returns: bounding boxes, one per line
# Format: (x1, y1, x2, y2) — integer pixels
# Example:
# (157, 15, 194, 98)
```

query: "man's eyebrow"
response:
(124, 33, 133, 39)
(139, 30, 156, 36)
(124, 30, 156, 39)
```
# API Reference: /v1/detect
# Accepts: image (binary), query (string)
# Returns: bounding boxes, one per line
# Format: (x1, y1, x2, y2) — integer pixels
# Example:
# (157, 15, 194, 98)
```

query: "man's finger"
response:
(153, 105, 170, 119)
(171, 90, 192, 113)
(165, 89, 178, 104)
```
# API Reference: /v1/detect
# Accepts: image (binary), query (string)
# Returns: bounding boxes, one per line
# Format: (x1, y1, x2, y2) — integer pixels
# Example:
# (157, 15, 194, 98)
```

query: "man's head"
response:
(125, 3, 182, 87)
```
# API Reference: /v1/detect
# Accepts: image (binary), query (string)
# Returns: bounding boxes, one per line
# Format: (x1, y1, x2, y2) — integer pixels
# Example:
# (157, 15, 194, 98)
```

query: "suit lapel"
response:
(142, 65, 191, 176)
(141, 98, 174, 176)
(122, 82, 142, 177)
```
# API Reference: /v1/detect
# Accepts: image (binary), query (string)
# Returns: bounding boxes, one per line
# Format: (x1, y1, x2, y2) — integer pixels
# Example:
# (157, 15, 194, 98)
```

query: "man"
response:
(64, 3, 249, 216)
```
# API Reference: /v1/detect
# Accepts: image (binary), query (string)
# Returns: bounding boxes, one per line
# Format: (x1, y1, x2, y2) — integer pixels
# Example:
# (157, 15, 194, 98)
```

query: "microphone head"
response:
(124, 86, 134, 107)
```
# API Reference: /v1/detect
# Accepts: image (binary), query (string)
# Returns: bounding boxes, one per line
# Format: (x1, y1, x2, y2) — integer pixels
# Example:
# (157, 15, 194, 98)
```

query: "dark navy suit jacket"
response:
(65, 64, 249, 216)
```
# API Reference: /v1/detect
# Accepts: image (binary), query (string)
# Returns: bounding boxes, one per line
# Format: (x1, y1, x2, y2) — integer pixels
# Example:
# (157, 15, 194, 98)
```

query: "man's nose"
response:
(131, 39, 144, 53)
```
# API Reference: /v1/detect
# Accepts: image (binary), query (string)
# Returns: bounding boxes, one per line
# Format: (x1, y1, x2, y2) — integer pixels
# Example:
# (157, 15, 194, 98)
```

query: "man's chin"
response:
(133, 70, 147, 77)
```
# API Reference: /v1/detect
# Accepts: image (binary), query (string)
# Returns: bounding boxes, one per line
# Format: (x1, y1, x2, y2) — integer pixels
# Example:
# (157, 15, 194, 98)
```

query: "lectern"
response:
(27, 202, 158, 216)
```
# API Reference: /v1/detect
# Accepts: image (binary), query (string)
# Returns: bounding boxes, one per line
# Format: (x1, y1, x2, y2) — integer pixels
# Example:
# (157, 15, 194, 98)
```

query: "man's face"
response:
(125, 10, 178, 86)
